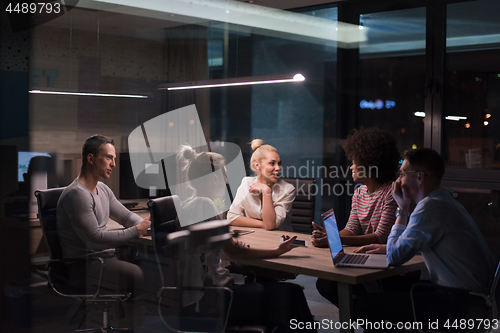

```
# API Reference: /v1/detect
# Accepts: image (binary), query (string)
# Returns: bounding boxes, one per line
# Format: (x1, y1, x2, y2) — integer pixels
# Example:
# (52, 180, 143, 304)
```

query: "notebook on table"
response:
(322, 208, 389, 269)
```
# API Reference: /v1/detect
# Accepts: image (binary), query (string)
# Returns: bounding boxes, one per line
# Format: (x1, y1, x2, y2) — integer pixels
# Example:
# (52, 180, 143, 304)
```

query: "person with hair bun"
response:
(174, 145, 317, 333)
(176, 145, 229, 226)
(227, 139, 295, 231)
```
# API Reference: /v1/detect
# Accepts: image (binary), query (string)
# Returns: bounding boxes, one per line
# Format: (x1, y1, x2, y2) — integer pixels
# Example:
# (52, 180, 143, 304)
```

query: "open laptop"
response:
(322, 208, 389, 269)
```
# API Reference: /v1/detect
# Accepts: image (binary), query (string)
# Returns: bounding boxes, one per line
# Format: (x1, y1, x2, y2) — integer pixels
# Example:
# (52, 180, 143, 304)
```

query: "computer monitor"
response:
(18, 151, 51, 182)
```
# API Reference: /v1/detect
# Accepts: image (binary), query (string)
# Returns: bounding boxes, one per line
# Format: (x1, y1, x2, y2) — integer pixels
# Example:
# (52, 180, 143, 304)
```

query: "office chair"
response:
(410, 257, 500, 333)
(35, 188, 133, 332)
(281, 177, 316, 234)
(148, 196, 271, 333)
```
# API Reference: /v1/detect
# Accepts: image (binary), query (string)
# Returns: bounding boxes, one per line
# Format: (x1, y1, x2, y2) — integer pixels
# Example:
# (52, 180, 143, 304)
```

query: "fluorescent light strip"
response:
(415, 112, 467, 121)
(29, 90, 148, 98)
(445, 116, 467, 121)
(160, 73, 305, 91)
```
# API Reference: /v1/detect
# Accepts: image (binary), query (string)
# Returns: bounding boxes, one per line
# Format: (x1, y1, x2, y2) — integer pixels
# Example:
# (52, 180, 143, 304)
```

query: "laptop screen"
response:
(322, 209, 344, 264)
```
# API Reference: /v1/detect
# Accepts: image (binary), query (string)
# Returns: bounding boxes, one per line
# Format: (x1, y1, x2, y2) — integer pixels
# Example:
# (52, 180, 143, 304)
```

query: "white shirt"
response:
(227, 177, 296, 231)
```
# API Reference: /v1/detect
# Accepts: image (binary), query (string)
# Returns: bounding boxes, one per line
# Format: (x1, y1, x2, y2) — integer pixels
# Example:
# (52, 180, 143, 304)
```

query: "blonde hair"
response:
(249, 139, 279, 174)
(178, 145, 225, 178)
(177, 145, 225, 194)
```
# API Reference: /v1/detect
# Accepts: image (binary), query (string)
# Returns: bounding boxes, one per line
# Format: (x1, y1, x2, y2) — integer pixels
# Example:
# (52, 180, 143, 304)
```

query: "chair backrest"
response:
(489, 257, 500, 319)
(281, 177, 316, 234)
(148, 195, 180, 252)
(187, 220, 231, 252)
(156, 221, 233, 333)
(35, 187, 66, 260)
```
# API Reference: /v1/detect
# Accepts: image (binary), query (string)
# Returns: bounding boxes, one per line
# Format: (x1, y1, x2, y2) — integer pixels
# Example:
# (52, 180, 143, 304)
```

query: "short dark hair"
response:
(81, 135, 114, 170)
(341, 127, 400, 183)
(402, 148, 445, 185)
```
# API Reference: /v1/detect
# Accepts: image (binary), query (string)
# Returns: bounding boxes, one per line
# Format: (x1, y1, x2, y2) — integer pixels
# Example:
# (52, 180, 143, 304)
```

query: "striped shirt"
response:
(344, 183, 397, 243)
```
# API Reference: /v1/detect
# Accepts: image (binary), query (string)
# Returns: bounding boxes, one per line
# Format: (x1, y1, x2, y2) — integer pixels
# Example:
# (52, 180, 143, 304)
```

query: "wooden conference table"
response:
(108, 213, 426, 333)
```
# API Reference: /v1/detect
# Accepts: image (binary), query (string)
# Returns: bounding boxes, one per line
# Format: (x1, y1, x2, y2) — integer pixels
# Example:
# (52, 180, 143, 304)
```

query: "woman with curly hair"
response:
(312, 128, 409, 307)
(311, 127, 400, 246)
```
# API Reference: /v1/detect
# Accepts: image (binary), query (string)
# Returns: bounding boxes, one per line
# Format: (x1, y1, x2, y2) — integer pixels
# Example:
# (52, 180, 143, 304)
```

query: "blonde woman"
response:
(174, 145, 317, 333)
(227, 139, 295, 231)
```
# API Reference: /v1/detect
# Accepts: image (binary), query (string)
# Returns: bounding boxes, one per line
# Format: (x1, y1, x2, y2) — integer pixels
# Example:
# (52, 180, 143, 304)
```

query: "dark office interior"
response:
(1, 0, 499, 331)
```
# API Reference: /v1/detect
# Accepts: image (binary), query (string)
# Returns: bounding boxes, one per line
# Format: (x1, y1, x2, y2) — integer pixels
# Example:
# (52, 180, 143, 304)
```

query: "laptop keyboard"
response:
(343, 254, 369, 265)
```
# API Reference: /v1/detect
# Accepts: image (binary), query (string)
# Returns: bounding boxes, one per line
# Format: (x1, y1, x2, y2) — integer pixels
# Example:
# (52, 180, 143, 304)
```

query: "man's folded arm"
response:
(386, 225, 422, 265)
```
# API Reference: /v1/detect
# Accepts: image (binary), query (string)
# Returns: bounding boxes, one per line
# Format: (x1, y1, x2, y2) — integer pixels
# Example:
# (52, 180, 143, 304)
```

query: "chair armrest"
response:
(157, 285, 233, 333)
(411, 282, 491, 301)
(411, 282, 471, 295)
(46, 256, 107, 299)
(157, 285, 233, 298)
(410, 282, 492, 325)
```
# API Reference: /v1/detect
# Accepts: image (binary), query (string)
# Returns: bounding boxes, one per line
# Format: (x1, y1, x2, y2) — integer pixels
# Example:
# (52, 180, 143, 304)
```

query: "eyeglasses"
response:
(397, 170, 422, 178)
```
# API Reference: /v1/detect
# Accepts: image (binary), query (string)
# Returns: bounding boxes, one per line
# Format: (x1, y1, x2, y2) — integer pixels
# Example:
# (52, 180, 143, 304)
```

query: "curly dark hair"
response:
(341, 128, 400, 183)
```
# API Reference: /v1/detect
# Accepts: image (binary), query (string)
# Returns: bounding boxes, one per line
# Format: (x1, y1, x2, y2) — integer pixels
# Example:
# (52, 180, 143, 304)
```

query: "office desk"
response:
(108, 220, 425, 333)
(106, 209, 151, 246)
(226, 227, 425, 333)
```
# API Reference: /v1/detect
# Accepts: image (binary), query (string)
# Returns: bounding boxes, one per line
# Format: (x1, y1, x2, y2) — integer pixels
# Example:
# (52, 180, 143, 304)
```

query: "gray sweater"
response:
(57, 179, 142, 258)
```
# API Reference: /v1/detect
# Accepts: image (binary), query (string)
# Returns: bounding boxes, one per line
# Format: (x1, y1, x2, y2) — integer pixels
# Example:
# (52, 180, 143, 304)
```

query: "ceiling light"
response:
(445, 116, 467, 121)
(414, 111, 425, 117)
(158, 73, 305, 91)
(29, 90, 148, 98)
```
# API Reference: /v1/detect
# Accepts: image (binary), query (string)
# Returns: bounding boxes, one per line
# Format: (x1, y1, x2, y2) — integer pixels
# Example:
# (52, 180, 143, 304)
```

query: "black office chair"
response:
(35, 188, 133, 332)
(148, 196, 271, 333)
(281, 177, 316, 234)
(410, 257, 500, 333)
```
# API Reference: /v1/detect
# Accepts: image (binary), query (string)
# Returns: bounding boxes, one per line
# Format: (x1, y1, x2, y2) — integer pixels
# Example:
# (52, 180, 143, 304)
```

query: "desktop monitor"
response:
(18, 151, 51, 182)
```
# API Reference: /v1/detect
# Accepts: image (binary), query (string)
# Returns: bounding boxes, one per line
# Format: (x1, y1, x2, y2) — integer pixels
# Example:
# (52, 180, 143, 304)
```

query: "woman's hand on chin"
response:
(249, 182, 272, 196)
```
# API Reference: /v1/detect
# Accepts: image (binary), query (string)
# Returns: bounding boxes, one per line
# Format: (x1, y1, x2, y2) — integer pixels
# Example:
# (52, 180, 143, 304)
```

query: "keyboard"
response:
(342, 254, 369, 265)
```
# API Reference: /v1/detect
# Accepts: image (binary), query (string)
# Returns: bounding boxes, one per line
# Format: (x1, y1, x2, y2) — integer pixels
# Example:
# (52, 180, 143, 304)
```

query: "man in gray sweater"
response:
(57, 135, 151, 292)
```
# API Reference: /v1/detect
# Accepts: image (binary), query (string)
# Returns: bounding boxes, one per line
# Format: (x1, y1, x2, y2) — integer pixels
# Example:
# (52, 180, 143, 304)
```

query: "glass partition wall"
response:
(24, 3, 339, 219)
(357, 7, 427, 153)
(442, 0, 500, 257)
(2, 0, 500, 329)
(1, 2, 341, 330)
(338, 0, 500, 257)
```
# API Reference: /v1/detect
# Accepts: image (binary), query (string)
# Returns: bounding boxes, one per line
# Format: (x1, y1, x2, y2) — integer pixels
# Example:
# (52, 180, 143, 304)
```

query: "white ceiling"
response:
(43, 0, 500, 54)
(64, 0, 363, 46)
(232, 0, 344, 10)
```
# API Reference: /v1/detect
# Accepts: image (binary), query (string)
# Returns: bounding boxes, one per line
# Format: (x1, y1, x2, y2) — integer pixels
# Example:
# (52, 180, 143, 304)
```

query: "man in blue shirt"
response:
(354, 148, 493, 331)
